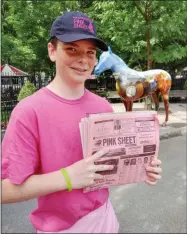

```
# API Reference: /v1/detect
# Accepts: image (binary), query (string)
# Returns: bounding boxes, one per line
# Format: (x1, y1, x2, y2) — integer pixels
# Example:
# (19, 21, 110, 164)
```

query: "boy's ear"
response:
(48, 43, 56, 62)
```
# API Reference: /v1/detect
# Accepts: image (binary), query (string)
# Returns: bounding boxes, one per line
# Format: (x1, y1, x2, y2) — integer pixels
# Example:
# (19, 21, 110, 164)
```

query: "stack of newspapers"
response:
(79, 111, 160, 192)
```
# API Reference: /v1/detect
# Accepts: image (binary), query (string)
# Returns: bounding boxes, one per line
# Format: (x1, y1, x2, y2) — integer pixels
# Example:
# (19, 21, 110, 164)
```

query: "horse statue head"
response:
(94, 47, 128, 75)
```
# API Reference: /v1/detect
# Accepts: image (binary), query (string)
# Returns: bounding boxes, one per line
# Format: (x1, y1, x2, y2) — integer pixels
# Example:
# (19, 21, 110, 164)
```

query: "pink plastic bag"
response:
(37, 199, 119, 233)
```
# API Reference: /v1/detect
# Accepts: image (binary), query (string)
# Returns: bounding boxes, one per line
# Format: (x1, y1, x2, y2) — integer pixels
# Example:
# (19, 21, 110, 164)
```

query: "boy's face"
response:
(48, 39, 97, 84)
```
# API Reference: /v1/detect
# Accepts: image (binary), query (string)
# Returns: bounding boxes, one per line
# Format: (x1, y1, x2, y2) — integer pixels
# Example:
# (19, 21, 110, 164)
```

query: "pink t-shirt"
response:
(2, 87, 114, 232)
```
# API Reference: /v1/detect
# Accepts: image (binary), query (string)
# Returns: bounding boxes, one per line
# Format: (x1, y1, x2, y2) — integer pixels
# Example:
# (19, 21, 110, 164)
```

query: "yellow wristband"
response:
(60, 168, 72, 192)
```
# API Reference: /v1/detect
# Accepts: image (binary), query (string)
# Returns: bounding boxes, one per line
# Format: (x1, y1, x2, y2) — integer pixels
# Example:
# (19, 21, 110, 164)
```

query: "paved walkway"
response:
(111, 102, 187, 140)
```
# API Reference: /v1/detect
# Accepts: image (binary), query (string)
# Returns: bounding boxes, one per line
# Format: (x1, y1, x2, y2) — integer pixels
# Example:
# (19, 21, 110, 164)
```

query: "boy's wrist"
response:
(60, 168, 73, 192)
(56, 170, 68, 191)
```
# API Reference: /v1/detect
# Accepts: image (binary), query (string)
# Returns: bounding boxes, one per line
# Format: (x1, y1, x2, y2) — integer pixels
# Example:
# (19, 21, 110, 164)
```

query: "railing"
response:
(1, 76, 50, 129)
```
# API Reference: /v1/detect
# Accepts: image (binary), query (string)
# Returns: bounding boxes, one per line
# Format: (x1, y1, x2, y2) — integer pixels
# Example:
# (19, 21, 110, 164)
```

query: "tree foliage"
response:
(184, 80, 187, 90)
(2, 0, 187, 75)
(89, 0, 187, 70)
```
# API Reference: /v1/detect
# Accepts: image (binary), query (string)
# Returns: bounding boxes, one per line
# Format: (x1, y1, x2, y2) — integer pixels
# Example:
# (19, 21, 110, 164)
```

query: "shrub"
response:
(17, 80, 37, 101)
(184, 80, 187, 90)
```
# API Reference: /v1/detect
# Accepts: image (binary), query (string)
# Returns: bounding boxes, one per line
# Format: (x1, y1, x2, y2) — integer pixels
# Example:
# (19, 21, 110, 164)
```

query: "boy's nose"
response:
(77, 53, 89, 64)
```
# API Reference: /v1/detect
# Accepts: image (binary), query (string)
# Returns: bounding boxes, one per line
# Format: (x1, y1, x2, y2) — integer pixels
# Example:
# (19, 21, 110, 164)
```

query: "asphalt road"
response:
(110, 135, 186, 233)
(2, 135, 186, 233)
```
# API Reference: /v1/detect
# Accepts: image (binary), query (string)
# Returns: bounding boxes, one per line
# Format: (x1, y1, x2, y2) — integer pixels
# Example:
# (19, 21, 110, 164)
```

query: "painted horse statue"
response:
(94, 47, 172, 126)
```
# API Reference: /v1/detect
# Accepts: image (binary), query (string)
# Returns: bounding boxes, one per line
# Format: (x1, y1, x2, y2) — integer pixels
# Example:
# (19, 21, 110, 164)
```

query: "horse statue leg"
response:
(152, 91, 160, 111)
(160, 92, 170, 127)
(128, 100, 133, 111)
(122, 100, 133, 112)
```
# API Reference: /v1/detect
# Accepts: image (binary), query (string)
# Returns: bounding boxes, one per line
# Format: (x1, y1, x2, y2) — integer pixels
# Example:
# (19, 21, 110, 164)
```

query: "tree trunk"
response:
(133, 0, 154, 110)
(145, 1, 153, 110)
(145, 1, 152, 70)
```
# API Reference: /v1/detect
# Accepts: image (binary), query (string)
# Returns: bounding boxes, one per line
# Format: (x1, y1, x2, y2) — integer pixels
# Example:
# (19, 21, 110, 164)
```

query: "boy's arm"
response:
(2, 170, 67, 204)
(2, 148, 113, 204)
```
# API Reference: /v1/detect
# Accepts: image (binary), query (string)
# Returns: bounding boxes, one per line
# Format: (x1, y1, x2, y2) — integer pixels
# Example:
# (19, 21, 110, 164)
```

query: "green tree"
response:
(2, 0, 187, 74)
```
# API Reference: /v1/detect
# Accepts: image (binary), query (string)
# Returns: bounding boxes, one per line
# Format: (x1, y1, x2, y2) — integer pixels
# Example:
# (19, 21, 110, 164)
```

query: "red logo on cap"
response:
(88, 22, 94, 33)
(73, 17, 94, 33)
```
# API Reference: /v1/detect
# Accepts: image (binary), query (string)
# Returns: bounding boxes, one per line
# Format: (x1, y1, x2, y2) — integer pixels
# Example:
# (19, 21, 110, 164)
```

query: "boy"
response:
(1, 11, 162, 233)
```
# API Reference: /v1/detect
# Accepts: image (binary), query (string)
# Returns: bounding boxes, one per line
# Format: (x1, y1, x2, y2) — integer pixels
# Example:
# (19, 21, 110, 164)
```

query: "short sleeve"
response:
(2, 101, 39, 184)
(103, 99, 114, 113)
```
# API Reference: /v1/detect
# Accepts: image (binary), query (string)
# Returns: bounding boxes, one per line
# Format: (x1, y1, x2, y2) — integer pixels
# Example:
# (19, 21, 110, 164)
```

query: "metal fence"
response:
(171, 78, 186, 90)
(1, 76, 51, 129)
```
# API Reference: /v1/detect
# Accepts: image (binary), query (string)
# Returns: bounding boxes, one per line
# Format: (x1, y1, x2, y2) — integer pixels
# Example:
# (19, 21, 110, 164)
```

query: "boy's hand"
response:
(66, 149, 113, 189)
(145, 159, 162, 185)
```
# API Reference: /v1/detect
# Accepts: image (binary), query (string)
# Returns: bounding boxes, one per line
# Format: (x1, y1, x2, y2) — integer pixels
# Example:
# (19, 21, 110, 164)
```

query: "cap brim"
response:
(55, 34, 108, 51)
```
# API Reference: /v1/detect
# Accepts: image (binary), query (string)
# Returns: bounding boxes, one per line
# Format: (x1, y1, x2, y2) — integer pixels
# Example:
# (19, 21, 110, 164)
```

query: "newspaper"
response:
(79, 111, 160, 193)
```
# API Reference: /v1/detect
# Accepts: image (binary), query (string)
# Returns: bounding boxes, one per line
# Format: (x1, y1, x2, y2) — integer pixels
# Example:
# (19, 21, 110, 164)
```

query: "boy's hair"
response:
(50, 37, 58, 49)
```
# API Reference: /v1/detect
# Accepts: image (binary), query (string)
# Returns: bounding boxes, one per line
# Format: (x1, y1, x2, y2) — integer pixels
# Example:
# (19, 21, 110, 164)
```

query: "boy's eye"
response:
(67, 47, 76, 51)
(88, 51, 95, 55)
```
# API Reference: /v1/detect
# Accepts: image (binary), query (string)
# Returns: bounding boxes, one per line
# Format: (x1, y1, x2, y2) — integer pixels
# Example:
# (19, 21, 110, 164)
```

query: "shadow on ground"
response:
(167, 122, 187, 128)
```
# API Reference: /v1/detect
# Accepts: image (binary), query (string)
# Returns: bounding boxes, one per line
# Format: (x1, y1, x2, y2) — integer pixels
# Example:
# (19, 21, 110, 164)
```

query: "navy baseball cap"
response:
(50, 11, 108, 51)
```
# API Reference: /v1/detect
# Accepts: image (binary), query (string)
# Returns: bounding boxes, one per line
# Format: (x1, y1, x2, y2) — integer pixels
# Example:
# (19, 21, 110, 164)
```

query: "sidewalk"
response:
(112, 102, 187, 140)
